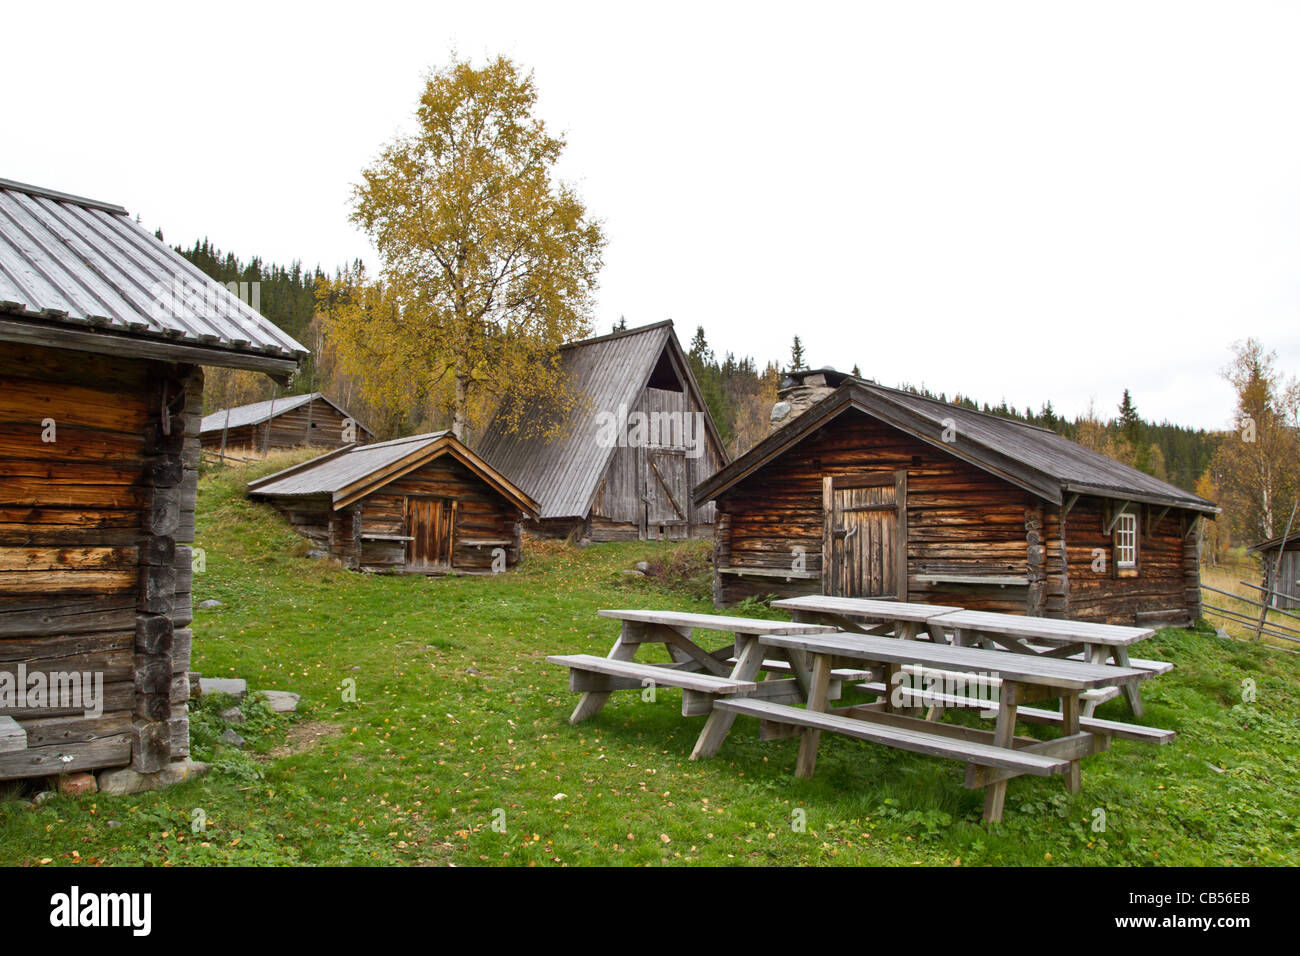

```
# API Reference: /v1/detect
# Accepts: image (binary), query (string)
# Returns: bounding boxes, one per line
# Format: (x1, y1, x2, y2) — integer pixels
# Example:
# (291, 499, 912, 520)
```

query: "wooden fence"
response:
(1201, 581, 1300, 644)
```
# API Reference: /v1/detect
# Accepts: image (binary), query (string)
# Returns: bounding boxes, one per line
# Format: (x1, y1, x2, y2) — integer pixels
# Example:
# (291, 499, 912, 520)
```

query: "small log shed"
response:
(247, 432, 538, 574)
(1247, 530, 1300, 611)
(0, 177, 307, 782)
(476, 320, 728, 541)
(695, 374, 1220, 626)
(199, 392, 373, 453)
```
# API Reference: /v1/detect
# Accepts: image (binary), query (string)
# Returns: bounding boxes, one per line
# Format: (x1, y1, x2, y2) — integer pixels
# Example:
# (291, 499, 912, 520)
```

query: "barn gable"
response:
(476, 321, 728, 540)
(0, 177, 306, 784)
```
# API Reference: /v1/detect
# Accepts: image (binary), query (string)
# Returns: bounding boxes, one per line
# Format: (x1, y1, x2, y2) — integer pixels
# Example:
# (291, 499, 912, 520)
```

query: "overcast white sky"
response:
(6, 1, 1298, 430)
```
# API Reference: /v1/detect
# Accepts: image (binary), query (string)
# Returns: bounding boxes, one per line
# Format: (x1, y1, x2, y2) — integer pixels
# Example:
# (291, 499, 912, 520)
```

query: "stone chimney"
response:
(769, 367, 852, 431)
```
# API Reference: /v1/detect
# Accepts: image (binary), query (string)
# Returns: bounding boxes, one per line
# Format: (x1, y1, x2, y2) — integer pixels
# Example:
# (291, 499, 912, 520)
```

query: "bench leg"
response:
(982, 681, 1020, 823)
(690, 635, 765, 760)
(1081, 646, 1107, 717)
(1112, 647, 1144, 717)
(570, 622, 641, 725)
(794, 653, 834, 778)
(1061, 692, 1082, 793)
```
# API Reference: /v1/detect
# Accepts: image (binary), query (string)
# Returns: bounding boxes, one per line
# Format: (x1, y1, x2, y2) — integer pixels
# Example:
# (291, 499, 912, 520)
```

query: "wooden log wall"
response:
(1061, 498, 1193, 625)
(713, 410, 1036, 611)
(0, 343, 200, 780)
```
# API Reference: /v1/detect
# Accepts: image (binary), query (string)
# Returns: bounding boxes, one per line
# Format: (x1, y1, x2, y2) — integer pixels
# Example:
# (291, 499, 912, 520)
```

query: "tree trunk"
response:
(452, 372, 469, 441)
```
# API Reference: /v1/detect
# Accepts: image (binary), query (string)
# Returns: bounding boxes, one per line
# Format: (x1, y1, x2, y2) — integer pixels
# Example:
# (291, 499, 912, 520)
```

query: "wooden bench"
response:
(852, 677, 1174, 745)
(547, 655, 760, 696)
(713, 698, 1071, 776)
(857, 666, 1123, 713)
(551, 610, 841, 724)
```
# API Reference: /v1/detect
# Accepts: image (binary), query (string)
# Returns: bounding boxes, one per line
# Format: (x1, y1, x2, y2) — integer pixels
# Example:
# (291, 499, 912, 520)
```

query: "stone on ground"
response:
(57, 772, 97, 797)
(254, 690, 300, 713)
(200, 677, 246, 699)
(220, 729, 245, 748)
(97, 758, 210, 797)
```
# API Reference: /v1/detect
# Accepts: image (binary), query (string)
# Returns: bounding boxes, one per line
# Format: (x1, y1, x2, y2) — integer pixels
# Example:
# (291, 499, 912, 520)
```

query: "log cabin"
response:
(0, 177, 307, 782)
(695, 371, 1220, 625)
(1248, 530, 1300, 611)
(476, 321, 727, 541)
(200, 392, 373, 454)
(247, 432, 538, 574)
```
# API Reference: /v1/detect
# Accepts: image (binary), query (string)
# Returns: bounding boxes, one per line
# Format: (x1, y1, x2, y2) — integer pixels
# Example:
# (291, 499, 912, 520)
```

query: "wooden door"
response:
(405, 496, 455, 572)
(645, 448, 688, 538)
(823, 473, 906, 598)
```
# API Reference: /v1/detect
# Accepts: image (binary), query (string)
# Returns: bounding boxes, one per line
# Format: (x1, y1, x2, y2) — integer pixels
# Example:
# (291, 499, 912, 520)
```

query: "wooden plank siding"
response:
(586, 385, 722, 542)
(711, 407, 1199, 625)
(0, 341, 201, 779)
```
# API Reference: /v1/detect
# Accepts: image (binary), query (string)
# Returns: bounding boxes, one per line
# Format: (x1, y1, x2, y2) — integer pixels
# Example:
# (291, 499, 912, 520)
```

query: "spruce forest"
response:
(176, 239, 1275, 555)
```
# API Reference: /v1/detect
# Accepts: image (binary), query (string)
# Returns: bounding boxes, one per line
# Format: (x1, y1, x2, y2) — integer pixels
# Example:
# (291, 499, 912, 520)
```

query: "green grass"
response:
(1, 456, 1298, 866)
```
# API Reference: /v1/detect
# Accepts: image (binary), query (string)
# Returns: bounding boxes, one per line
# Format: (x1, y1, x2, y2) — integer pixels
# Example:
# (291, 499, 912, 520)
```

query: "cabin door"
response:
(823, 472, 906, 599)
(645, 448, 688, 540)
(405, 496, 455, 572)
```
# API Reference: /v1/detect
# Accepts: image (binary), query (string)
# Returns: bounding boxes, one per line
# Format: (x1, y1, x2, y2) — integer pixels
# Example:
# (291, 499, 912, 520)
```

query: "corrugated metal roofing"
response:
(697, 380, 1219, 514)
(249, 432, 448, 497)
(0, 178, 307, 368)
(200, 393, 316, 433)
(475, 321, 678, 520)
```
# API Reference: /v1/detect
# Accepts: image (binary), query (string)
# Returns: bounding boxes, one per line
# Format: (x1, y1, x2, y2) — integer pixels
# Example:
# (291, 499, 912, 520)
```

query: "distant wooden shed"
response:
(1248, 530, 1300, 611)
(248, 432, 537, 574)
(695, 374, 1220, 626)
(0, 177, 306, 782)
(476, 321, 728, 541)
(200, 392, 372, 452)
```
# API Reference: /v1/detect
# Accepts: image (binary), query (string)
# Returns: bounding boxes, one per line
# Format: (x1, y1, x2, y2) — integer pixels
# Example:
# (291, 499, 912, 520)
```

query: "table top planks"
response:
(771, 596, 963, 622)
(757, 631, 1148, 690)
(928, 610, 1155, 647)
(596, 609, 839, 635)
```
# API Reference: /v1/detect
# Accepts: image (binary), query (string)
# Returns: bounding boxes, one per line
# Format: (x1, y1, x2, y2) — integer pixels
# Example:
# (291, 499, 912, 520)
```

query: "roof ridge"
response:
(361, 430, 447, 450)
(859, 380, 1059, 436)
(559, 319, 673, 351)
(0, 177, 129, 216)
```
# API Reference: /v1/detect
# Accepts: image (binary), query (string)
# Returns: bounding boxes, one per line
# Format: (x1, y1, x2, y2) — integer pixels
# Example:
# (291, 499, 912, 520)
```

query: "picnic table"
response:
(774, 597, 1166, 717)
(925, 610, 1164, 716)
(547, 609, 848, 726)
(703, 629, 1166, 822)
(773, 596, 962, 640)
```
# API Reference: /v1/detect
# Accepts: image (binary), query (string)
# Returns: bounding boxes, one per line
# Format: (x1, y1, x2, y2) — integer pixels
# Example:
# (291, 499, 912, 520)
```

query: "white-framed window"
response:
(1114, 511, 1138, 569)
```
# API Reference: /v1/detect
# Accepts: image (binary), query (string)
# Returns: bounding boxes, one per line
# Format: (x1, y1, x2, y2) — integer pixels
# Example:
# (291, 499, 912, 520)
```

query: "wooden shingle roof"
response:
(475, 321, 726, 520)
(695, 380, 1219, 515)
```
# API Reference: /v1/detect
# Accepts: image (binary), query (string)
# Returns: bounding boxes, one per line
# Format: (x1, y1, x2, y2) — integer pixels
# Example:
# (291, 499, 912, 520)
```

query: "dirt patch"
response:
(267, 721, 343, 758)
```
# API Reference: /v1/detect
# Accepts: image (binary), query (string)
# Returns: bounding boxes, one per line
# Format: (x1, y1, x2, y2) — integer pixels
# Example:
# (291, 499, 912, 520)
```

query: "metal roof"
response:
(695, 380, 1219, 515)
(201, 393, 315, 433)
(200, 392, 372, 436)
(0, 177, 307, 375)
(474, 321, 725, 520)
(247, 431, 538, 516)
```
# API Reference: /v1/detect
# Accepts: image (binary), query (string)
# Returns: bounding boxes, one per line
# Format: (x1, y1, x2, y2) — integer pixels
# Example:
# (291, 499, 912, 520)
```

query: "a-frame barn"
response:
(477, 321, 727, 541)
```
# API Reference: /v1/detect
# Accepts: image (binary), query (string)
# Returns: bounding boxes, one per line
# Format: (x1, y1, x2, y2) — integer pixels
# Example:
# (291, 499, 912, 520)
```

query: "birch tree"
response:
(335, 56, 605, 440)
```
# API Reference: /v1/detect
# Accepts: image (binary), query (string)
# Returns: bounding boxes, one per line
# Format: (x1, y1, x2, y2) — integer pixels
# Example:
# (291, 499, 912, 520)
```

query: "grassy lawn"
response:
(1, 455, 1298, 867)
